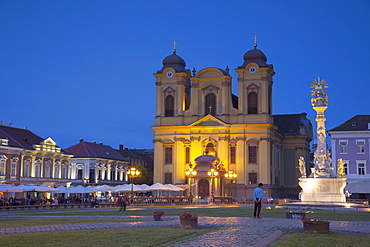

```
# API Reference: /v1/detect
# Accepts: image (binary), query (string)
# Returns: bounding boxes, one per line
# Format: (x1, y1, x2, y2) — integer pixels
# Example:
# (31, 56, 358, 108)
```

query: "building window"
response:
(249, 173, 257, 184)
(357, 163, 365, 175)
(54, 165, 60, 178)
(11, 163, 16, 177)
(248, 146, 257, 164)
(357, 140, 365, 154)
(164, 172, 173, 184)
(248, 92, 258, 114)
(35, 165, 41, 178)
(205, 93, 216, 115)
(77, 169, 83, 179)
(24, 162, 30, 177)
(0, 161, 5, 177)
(110, 170, 116, 181)
(62, 166, 67, 179)
(165, 147, 173, 164)
(185, 147, 190, 164)
(230, 146, 236, 164)
(165, 95, 174, 117)
(340, 140, 348, 154)
(206, 143, 216, 156)
(45, 165, 51, 178)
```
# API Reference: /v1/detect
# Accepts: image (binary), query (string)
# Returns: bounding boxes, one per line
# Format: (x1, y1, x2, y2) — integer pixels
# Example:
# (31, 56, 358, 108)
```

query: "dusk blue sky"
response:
(1, 1, 369, 149)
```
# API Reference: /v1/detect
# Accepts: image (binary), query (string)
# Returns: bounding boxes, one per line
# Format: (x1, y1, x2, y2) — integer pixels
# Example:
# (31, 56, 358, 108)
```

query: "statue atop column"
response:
(309, 77, 335, 178)
(298, 77, 347, 203)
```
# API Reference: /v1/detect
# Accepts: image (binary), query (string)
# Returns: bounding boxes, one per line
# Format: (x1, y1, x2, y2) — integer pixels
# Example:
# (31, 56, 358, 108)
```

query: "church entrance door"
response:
(198, 179, 209, 198)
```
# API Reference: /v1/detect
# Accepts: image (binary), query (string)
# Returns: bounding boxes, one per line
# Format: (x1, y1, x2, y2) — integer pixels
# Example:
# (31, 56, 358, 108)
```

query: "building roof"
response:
(157, 51, 187, 73)
(0, 124, 69, 154)
(237, 47, 273, 69)
(273, 113, 309, 135)
(116, 147, 154, 172)
(329, 115, 370, 131)
(66, 140, 128, 161)
(0, 125, 43, 149)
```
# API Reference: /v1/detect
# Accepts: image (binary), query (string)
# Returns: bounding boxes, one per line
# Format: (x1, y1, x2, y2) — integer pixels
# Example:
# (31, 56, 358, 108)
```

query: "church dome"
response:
(243, 48, 267, 61)
(157, 51, 187, 73)
(163, 52, 186, 67)
(237, 46, 270, 69)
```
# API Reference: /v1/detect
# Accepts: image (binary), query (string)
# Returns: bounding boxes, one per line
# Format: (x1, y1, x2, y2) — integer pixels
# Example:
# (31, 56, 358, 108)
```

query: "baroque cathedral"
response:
(151, 42, 312, 200)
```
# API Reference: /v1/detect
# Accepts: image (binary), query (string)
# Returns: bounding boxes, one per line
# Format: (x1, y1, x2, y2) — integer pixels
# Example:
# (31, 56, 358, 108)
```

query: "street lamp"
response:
(127, 167, 140, 197)
(185, 163, 197, 197)
(224, 170, 237, 196)
(207, 167, 219, 201)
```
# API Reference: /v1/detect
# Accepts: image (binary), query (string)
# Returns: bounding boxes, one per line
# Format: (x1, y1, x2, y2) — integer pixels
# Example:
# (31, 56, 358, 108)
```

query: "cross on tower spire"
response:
(173, 41, 178, 53)
(252, 35, 259, 48)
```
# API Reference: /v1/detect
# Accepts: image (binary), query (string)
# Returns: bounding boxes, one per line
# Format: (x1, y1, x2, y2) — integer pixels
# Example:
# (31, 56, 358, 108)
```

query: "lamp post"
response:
(224, 170, 237, 197)
(185, 163, 197, 198)
(127, 167, 140, 200)
(207, 167, 218, 203)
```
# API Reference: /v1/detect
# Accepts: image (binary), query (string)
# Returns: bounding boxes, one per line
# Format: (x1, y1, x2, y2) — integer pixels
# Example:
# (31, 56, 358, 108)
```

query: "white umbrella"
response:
(66, 185, 91, 193)
(89, 185, 113, 192)
(17, 185, 59, 192)
(137, 184, 150, 190)
(0, 184, 23, 192)
(55, 186, 68, 193)
(164, 184, 185, 191)
(113, 184, 144, 192)
(147, 183, 173, 191)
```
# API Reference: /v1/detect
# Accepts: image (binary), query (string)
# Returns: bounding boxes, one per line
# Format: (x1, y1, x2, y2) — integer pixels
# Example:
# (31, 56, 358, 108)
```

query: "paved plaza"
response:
(0, 209, 369, 246)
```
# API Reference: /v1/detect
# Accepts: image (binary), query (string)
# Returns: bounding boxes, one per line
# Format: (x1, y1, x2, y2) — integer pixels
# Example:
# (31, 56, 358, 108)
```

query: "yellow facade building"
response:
(151, 44, 312, 200)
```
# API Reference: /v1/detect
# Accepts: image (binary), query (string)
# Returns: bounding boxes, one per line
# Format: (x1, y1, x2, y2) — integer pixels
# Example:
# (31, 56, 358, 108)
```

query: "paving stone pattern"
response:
(0, 214, 369, 246)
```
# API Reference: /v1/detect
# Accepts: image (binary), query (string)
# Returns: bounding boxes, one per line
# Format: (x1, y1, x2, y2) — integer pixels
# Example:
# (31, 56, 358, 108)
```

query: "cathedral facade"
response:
(151, 43, 312, 200)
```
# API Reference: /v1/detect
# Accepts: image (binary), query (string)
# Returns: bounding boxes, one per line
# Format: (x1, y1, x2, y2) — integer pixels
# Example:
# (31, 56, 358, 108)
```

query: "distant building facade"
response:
(0, 125, 72, 187)
(151, 44, 312, 200)
(328, 115, 370, 199)
(66, 140, 129, 186)
(0, 125, 133, 188)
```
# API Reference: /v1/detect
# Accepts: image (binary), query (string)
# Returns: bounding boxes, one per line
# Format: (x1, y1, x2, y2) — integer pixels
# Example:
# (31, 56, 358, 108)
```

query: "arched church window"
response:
(206, 143, 215, 156)
(165, 95, 174, 117)
(248, 92, 258, 114)
(205, 93, 216, 115)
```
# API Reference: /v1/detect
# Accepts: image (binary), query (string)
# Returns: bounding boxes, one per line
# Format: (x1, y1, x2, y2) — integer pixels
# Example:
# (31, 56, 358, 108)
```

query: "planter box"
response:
(286, 212, 306, 219)
(153, 215, 164, 221)
(303, 222, 330, 233)
(180, 218, 198, 229)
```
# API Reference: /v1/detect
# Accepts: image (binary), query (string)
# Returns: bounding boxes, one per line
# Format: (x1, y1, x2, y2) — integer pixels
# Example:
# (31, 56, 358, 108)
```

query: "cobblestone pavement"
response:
(1, 213, 370, 246)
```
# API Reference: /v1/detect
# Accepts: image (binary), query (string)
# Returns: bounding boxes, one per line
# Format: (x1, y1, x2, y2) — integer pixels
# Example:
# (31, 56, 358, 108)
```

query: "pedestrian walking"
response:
(119, 194, 128, 211)
(253, 183, 263, 218)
